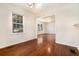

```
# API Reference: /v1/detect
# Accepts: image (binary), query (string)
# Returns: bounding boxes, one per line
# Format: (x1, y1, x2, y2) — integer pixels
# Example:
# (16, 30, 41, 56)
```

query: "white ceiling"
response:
(14, 3, 79, 17)
(14, 3, 66, 17)
(12, 3, 79, 23)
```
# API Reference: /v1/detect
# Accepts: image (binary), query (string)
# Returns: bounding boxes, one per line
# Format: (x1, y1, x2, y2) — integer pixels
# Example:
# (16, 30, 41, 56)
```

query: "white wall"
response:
(0, 4, 36, 48)
(47, 22, 55, 34)
(55, 4, 79, 49)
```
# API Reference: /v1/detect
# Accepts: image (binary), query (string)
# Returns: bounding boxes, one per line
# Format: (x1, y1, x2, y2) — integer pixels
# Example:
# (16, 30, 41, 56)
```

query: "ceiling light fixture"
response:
(27, 3, 35, 8)
(26, 3, 42, 8)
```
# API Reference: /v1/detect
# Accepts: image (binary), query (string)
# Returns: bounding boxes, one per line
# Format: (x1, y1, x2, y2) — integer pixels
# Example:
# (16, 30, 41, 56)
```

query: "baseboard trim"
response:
(0, 38, 37, 50)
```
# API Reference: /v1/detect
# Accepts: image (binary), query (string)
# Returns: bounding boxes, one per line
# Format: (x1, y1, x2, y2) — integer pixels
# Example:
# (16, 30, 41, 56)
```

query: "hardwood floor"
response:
(0, 34, 79, 56)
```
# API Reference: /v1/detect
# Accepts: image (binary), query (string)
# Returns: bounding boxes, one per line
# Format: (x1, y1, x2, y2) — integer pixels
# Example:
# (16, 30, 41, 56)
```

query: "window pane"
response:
(12, 13, 23, 33)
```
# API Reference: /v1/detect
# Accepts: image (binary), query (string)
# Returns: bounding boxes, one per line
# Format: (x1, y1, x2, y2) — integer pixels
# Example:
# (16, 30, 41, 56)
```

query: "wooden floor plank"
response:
(0, 34, 79, 56)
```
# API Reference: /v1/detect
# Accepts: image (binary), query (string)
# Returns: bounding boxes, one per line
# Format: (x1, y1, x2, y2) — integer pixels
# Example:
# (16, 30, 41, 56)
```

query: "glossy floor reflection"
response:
(0, 34, 79, 56)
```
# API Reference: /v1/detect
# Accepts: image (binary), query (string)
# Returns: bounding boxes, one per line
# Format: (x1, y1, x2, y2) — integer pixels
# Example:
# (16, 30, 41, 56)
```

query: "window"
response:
(38, 24, 43, 31)
(12, 13, 23, 33)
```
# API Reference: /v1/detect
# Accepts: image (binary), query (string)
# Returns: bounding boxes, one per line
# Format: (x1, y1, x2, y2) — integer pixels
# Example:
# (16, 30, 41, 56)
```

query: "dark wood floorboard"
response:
(0, 34, 79, 56)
